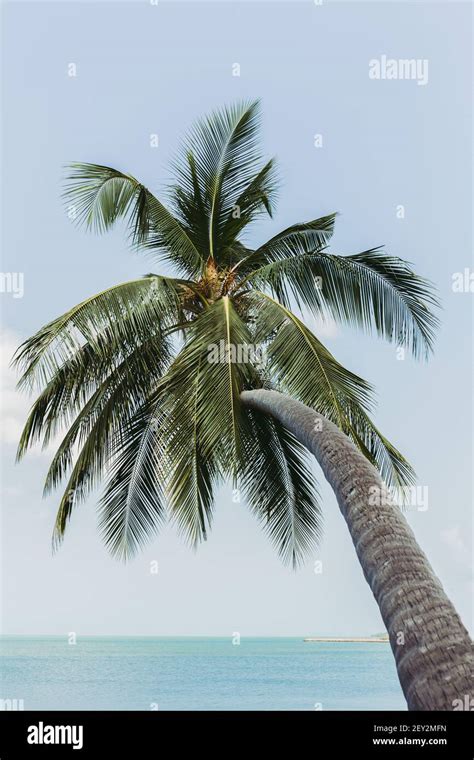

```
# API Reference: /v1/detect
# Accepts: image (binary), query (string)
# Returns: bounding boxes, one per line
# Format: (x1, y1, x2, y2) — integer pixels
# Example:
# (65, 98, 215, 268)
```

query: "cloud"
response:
(0, 328, 29, 446)
(0, 328, 62, 455)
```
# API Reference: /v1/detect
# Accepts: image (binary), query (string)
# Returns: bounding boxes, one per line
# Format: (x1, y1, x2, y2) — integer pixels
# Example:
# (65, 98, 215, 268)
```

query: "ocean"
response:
(0, 636, 406, 711)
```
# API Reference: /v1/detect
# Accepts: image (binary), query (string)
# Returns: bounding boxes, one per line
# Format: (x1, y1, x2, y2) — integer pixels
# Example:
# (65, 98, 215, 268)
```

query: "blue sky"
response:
(1, 0, 472, 636)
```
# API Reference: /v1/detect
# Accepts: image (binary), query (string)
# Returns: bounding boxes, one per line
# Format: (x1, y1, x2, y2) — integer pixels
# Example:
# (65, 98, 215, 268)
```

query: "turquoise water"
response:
(0, 636, 406, 711)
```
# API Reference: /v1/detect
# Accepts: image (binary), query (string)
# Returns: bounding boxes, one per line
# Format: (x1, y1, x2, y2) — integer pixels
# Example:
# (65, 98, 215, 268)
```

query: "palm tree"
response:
(15, 100, 472, 710)
(241, 389, 473, 711)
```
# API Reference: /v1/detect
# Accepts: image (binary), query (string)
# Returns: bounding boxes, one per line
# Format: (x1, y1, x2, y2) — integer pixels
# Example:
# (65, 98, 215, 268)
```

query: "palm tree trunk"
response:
(241, 389, 473, 711)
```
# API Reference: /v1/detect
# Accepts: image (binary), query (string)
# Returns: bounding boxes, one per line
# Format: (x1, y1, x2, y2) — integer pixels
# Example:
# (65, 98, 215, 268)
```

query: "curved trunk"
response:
(241, 389, 473, 711)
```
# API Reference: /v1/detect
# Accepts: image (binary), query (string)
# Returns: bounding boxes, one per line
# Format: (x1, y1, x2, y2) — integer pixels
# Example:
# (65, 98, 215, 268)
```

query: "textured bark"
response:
(241, 389, 473, 711)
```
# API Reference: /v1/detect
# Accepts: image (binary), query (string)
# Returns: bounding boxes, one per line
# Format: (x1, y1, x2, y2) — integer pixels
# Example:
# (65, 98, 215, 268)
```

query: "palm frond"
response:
(219, 158, 278, 246)
(170, 100, 275, 259)
(244, 248, 439, 358)
(42, 333, 171, 494)
(64, 163, 147, 236)
(242, 253, 326, 314)
(164, 356, 219, 546)
(250, 292, 414, 489)
(252, 291, 375, 425)
(241, 409, 322, 567)
(51, 387, 132, 550)
(163, 297, 254, 466)
(337, 397, 416, 490)
(13, 276, 181, 391)
(96, 398, 168, 560)
(64, 163, 204, 275)
(311, 249, 439, 358)
(235, 213, 337, 277)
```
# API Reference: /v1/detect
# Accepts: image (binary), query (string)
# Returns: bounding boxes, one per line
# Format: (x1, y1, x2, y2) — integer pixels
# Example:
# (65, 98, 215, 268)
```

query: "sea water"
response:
(0, 636, 406, 711)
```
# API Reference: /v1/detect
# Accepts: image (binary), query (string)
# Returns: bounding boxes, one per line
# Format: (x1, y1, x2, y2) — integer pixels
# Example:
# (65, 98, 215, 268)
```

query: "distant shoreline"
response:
(304, 637, 389, 643)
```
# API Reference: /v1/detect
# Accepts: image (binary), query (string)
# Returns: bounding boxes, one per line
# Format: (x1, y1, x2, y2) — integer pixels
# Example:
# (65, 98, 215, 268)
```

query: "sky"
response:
(0, 0, 472, 637)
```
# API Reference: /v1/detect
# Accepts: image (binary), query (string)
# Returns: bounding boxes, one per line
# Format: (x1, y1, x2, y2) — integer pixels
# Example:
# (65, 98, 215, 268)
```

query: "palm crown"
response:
(15, 100, 439, 567)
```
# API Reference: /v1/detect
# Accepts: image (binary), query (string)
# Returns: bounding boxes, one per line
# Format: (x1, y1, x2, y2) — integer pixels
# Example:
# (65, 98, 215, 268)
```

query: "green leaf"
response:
(252, 291, 374, 425)
(43, 333, 171, 495)
(64, 163, 204, 275)
(170, 100, 276, 260)
(235, 213, 337, 277)
(164, 356, 219, 546)
(13, 276, 181, 392)
(311, 249, 439, 358)
(240, 409, 322, 567)
(337, 397, 416, 490)
(162, 297, 254, 465)
(97, 399, 167, 560)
